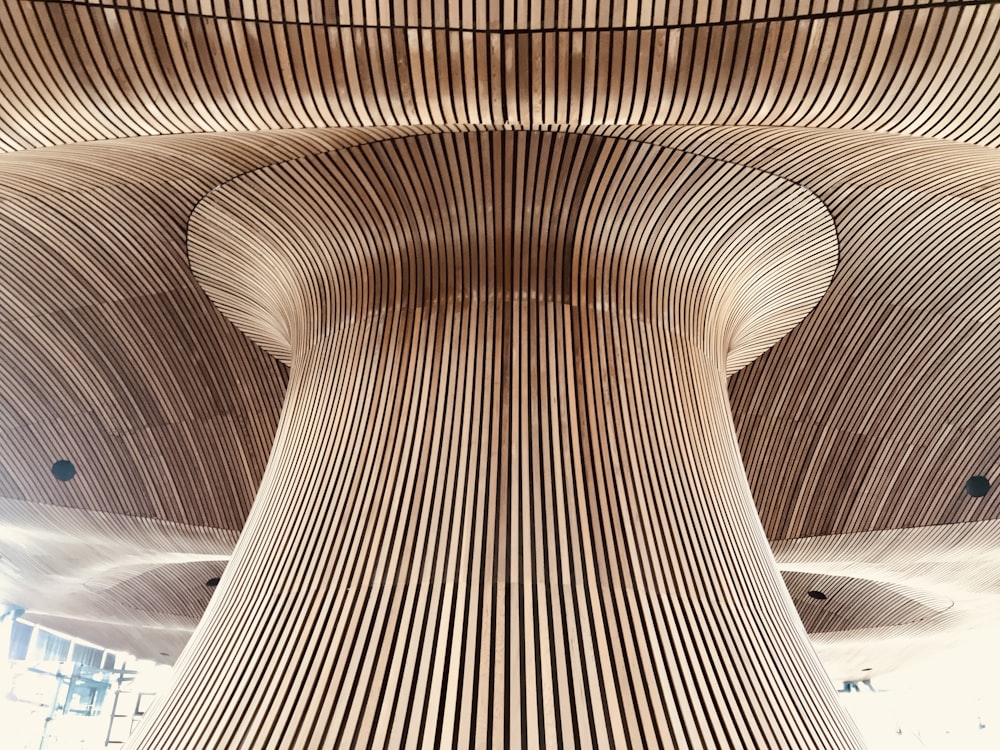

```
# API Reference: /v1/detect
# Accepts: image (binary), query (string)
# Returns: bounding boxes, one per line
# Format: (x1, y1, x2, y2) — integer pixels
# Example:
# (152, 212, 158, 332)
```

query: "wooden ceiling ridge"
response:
(5, 1, 1000, 147)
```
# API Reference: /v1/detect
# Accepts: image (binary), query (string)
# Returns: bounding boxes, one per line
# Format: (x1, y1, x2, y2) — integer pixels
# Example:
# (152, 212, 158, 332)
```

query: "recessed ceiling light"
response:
(807, 590, 827, 600)
(966, 475, 990, 497)
(206, 577, 220, 587)
(51, 460, 76, 482)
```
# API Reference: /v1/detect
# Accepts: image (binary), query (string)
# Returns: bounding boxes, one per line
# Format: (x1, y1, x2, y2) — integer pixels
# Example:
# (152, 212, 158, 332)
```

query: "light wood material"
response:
(120, 129, 860, 748)
(4, 2, 1000, 148)
(3, 125, 1000, 682)
(1, 1, 1000, 745)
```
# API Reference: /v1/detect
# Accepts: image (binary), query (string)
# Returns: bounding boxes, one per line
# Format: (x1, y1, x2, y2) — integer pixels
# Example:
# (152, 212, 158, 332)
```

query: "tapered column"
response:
(128, 131, 865, 748)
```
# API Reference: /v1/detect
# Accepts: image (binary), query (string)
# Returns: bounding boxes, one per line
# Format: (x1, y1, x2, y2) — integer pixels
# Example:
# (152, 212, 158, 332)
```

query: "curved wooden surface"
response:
(0, 1, 999, 747)
(122, 131, 861, 748)
(188, 130, 837, 370)
(4, 1, 1000, 148)
(780, 570, 953, 636)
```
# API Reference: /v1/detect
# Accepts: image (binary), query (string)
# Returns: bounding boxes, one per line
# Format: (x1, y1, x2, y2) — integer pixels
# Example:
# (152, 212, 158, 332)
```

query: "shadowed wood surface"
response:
(188, 130, 837, 370)
(780, 570, 953, 636)
(0, 1, 1000, 747)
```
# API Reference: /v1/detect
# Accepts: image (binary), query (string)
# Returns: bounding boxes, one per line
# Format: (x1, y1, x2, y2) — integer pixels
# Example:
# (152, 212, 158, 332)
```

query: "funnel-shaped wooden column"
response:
(129, 131, 864, 748)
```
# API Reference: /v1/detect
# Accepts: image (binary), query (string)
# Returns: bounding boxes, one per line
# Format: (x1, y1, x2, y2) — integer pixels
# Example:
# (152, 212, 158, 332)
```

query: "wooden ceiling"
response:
(1, 0, 999, 677)
(4, 1, 1000, 149)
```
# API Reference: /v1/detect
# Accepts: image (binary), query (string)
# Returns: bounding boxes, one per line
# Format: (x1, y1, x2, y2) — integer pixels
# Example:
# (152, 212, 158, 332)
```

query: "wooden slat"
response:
(0, 1, 1000, 746)
(121, 128, 862, 748)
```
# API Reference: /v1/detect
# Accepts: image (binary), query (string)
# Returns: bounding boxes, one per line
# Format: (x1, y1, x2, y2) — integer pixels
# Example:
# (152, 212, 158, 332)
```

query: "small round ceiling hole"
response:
(807, 590, 827, 600)
(51, 460, 76, 482)
(966, 475, 990, 497)
(206, 577, 220, 588)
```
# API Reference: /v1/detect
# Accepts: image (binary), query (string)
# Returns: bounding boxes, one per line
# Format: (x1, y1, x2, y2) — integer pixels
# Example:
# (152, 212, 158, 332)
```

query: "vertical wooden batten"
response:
(3, 0, 1000, 742)
(120, 130, 864, 748)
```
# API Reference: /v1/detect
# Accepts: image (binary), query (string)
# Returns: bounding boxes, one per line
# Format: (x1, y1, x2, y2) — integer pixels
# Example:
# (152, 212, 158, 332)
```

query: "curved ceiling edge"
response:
(186, 127, 839, 374)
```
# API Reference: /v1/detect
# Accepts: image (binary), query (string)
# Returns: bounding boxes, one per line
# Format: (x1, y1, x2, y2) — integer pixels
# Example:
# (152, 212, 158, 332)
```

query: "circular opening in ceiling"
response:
(966, 475, 990, 497)
(206, 577, 220, 588)
(807, 590, 828, 600)
(51, 460, 76, 482)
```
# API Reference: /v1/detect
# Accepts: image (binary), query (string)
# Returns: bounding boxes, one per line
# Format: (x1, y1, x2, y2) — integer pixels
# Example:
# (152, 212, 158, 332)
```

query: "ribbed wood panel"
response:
(781, 570, 952, 635)
(188, 130, 837, 371)
(4, 2, 1000, 149)
(2, 0, 1000, 730)
(642, 127, 1000, 540)
(117, 130, 863, 748)
(4, 124, 1000, 679)
(0, 493, 234, 660)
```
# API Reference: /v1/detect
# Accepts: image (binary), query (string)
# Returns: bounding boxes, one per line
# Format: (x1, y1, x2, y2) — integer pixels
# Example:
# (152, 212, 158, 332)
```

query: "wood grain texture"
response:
(649, 128, 1000, 540)
(781, 570, 953, 636)
(120, 129, 860, 748)
(188, 130, 837, 370)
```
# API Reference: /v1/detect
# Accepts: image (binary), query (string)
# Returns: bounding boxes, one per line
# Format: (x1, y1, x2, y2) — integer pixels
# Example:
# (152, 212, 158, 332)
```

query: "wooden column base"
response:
(127, 130, 865, 748)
